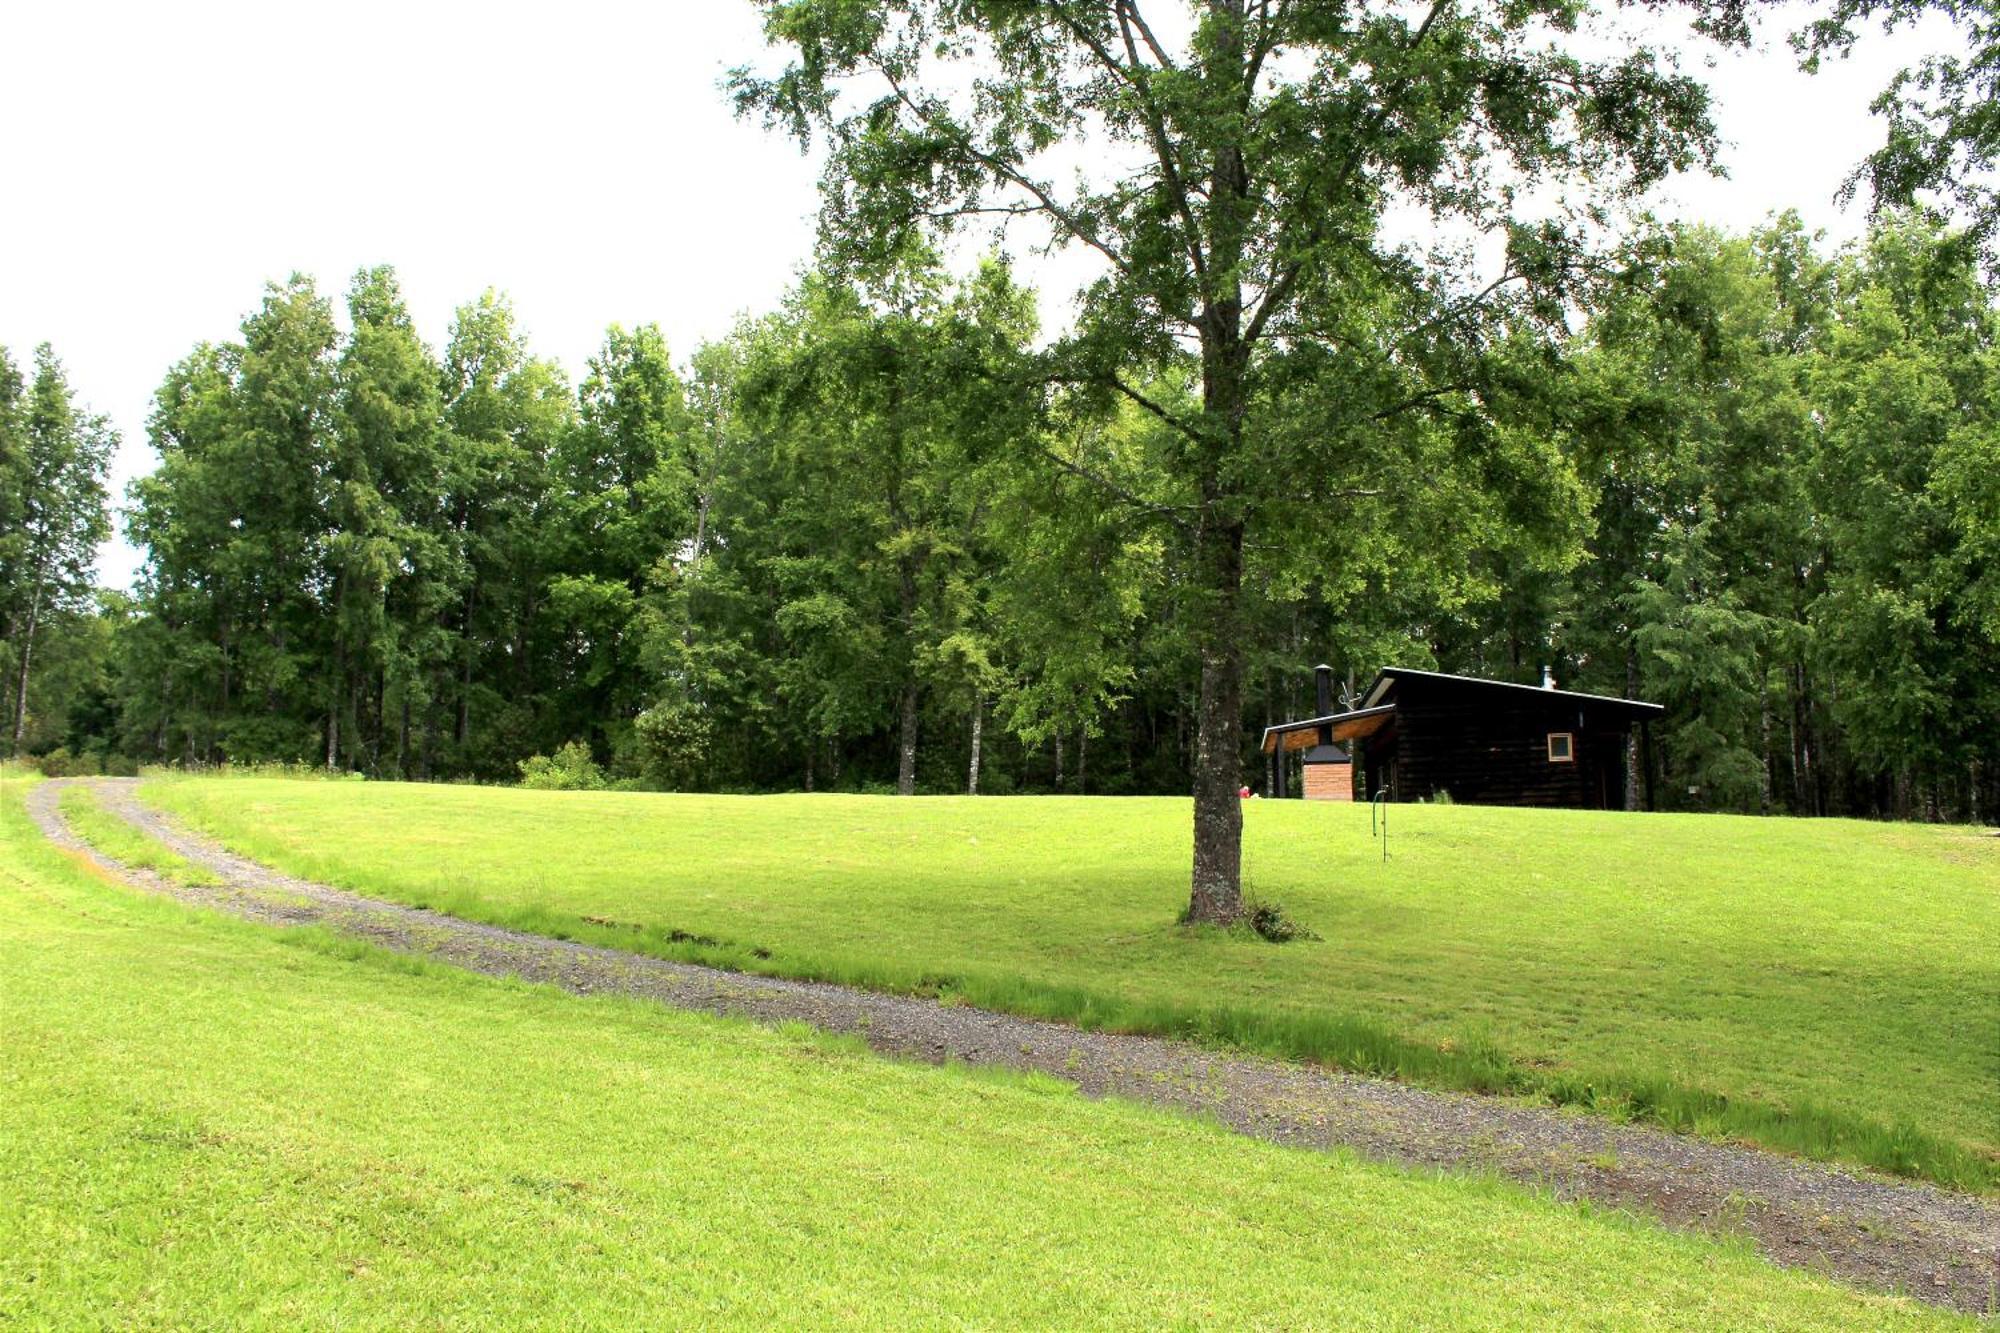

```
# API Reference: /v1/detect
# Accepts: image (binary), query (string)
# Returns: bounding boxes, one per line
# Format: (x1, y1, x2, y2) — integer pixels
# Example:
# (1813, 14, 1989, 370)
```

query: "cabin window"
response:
(1546, 732, 1575, 763)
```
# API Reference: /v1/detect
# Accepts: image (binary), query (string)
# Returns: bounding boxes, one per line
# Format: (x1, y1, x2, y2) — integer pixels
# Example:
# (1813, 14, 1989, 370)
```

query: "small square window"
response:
(1546, 732, 1574, 763)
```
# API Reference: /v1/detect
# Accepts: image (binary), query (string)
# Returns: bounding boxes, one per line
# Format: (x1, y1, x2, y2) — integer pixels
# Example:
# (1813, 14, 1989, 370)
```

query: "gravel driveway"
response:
(25, 776, 2000, 1315)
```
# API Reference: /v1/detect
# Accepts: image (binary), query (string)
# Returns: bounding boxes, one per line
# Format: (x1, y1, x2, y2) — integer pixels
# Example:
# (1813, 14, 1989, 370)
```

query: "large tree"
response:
(1809, 215, 2000, 816)
(332, 266, 452, 775)
(1, 345, 113, 755)
(734, 0, 1726, 920)
(646, 257, 1036, 794)
(437, 292, 572, 776)
(127, 278, 339, 763)
(547, 322, 698, 757)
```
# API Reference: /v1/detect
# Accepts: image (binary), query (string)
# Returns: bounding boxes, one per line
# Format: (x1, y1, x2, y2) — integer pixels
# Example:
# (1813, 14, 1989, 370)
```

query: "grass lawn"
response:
(141, 777, 2000, 1190)
(0, 776, 1966, 1328)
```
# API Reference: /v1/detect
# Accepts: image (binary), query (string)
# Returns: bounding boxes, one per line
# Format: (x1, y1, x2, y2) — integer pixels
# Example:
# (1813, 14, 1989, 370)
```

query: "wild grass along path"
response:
(27, 776, 2000, 1316)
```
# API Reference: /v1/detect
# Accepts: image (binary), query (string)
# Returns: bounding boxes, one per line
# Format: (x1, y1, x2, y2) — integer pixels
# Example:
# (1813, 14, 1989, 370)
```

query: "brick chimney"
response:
(1302, 662, 1353, 801)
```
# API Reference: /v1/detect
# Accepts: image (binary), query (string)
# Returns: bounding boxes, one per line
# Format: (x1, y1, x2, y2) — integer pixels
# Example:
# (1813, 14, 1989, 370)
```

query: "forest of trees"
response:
(4, 213, 1996, 825)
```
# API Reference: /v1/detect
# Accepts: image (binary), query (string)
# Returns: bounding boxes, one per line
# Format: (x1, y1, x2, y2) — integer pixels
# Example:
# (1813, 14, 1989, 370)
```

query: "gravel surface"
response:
(27, 776, 2000, 1315)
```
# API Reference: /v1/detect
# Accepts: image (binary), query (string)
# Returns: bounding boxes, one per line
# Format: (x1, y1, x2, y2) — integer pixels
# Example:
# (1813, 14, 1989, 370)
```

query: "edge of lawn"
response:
(4, 774, 1971, 1328)
(121, 771, 2000, 1195)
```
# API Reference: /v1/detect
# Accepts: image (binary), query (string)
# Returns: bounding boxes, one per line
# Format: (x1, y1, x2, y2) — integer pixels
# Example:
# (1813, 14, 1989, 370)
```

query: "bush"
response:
(1245, 899, 1318, 944)
(35, 747, 99, 778)
(630, 699, 711, 789)
(518, 741, 607, 792)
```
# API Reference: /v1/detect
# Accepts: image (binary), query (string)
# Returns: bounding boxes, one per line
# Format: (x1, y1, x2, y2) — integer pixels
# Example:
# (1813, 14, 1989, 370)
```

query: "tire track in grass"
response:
(26, 776, 2000, 1316)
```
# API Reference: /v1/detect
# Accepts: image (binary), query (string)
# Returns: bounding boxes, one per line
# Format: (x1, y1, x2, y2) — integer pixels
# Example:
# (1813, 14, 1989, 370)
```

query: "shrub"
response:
(1245, 900, 1318, 944)
(630, 698, 711, 788)
(517, 742, 607, 792)
(35, 747, 100, 778)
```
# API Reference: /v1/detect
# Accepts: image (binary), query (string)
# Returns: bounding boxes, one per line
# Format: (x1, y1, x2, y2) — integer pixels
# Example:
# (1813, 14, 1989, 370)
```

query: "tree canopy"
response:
(732, 0, 1730, 920)
(8, 3, 1998, 870)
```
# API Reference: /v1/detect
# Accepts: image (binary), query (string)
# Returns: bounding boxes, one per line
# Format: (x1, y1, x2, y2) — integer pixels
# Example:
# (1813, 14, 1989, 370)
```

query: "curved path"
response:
(27, 777, 2000, 1315)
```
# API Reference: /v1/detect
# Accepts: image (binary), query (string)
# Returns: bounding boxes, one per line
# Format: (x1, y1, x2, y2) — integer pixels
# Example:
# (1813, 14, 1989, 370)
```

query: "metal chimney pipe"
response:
(1315, 664, 1335, 747)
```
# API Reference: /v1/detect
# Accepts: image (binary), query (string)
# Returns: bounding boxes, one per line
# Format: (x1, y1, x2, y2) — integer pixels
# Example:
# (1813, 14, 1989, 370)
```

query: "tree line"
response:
(13, 0, 1996, 929)
(5, 214, 1995, 824)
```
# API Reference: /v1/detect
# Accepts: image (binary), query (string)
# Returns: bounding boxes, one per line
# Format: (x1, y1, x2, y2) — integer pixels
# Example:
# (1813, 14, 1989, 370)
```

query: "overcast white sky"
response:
(0, 1, 1954, 589)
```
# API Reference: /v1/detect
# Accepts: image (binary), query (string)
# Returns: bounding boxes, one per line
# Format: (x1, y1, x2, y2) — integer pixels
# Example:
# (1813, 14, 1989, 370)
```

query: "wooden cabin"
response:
(1261, 666, 1664, 810)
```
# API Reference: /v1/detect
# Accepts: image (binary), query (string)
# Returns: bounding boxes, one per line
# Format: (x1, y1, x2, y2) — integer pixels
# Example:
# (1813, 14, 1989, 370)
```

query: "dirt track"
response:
(26, 775, 2000, 1316)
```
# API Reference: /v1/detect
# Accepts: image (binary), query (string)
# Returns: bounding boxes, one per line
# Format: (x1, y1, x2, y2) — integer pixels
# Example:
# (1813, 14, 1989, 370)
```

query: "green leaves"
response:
(1552, 213, 2000, 815)
(1797, 0, 2000, 255)
(0, 343, 115, 754)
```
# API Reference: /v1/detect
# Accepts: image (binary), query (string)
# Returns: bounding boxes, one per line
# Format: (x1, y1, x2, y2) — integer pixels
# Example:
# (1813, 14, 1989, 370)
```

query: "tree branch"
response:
(1109, 374, 1207, 444)
(1042, 4, 1210, 290)
(1037, 443, 1196, 534)
(881, 68, 1135, 277)
(1371, 382, 1476, 421)
(1120, 0, 1179, 72)
(1242, 0, 1455, 346)
(922, 203, 1045, 222)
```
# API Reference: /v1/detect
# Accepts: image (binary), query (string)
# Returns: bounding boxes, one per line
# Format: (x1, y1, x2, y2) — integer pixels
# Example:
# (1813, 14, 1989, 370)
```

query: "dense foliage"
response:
(733, 0, 1731, 920)
(0, 344, 115, 760)
(6, 224, 1996, 822)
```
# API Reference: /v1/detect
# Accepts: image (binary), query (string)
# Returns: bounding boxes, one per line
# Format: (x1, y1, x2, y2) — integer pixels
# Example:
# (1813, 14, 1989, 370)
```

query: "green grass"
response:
(140, 777, 2000, 1191)
(0, 776, 1969, 1327)
(58, 783, 221, 887)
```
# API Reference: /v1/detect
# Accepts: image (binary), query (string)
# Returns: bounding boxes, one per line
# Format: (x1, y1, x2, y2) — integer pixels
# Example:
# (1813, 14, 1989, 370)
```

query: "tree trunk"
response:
(1053, 731, 1064, 792)
(1758, 672, 1772, 816)
(1186, 8, 1252, 923)
(266, 624, 286, 715)
(968, 697, 983, 796)
(420, 697, 437, 781)
(217, 608, 233, 764)
(896, 682, 919, 796)
(1798, 663, 1815, 813)
(1186, 516, 1247, 924)
(369, 668, 385, 775)
(327, 572, 347, 771)
(455, 582, 478, 751)
(1623, 646, 1642, 811)
(9, 584, 41, 756)
(0, 628, 13, 752)
(152, 678, 168, 759)
(1077, 727, 1087, 795)
(692, 484, 714, 569)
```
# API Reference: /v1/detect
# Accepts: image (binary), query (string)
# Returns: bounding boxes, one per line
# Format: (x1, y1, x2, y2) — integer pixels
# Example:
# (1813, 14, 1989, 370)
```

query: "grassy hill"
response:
(0, 776, 1963, 1328)
(140, 777, 2000, 1190)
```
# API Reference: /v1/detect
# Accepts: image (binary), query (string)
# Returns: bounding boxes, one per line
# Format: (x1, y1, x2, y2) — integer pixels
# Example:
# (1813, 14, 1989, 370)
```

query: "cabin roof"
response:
(1362, 666, 1665, 716)
(1260, 704, 1397, 755)
(1260, 667, 1662, 755)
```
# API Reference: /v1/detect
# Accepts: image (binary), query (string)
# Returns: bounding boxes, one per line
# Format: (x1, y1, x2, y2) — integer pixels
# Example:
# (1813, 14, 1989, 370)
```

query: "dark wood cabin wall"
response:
(1391, 684, 1631, 809)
